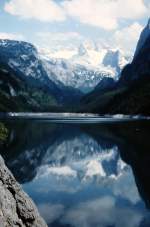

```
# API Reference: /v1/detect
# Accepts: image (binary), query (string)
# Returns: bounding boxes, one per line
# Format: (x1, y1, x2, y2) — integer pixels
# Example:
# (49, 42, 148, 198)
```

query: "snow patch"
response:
(85, 160, 106, 178)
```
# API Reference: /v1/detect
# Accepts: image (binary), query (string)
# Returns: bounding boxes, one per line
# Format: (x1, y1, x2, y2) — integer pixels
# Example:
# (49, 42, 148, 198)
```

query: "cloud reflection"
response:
(62, 196, 143, 227)
(38, 203, 64, 224)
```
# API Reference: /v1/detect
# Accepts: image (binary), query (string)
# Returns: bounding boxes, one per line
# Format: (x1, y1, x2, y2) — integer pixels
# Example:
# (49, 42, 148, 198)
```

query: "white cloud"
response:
(36, 31, 84, 51)
(4, 0, 149, 30)
(0, 32, 24, 41)
(4, 0, 66, 22)
(37, 31, 82, 42)
(63, 0, 148, 30)
(111, 22, 144, 54)
(35, 22, 144, 58)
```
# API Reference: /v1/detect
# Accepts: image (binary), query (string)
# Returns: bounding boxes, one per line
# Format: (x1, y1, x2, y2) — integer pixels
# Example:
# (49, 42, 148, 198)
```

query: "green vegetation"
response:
(0, 66, 59, 112)
(79, 86, 127, 113)
(80, 75, 150, 115)
(0, 122, 8, 143)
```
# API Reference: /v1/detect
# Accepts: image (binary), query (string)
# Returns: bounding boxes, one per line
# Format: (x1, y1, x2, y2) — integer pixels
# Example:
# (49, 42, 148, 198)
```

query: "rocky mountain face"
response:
(81, 18, 150, 115)
(0, 38, 129, 112)
(0, 40, 51, 86)
(0, 65, 58, 112)
(0, 40, 84, 111)
(0, 154, 47, 227)
(42, 58, 113, 93)
(40, 44, 128, 93)
(102, 49, 127, 75)
(120, 19, 150, 84)
(0, 37, 129, 112)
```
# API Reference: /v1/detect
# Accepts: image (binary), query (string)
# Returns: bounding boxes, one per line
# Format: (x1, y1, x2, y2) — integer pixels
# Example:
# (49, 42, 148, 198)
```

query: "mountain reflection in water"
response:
(1, 120, 150, 227)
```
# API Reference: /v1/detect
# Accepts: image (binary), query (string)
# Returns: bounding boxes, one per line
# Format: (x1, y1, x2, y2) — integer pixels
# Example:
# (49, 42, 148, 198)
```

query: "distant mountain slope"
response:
(40, 44, 128, 93)
(0, 40, 83, 108)
(81, 77, 116, 106)
(0, 39, 129, 112)
(81, 18, 150, 115)
(0, 64, 58, 112)
(42, 58, 114, 93)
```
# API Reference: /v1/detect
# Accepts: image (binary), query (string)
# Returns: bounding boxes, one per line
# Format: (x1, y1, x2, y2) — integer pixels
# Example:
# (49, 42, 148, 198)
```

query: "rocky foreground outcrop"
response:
(0, 155, 47, 227)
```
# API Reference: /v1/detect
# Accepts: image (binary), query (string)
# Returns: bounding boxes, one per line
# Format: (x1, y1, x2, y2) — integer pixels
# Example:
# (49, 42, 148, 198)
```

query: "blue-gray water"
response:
(1, 119, 150, 227)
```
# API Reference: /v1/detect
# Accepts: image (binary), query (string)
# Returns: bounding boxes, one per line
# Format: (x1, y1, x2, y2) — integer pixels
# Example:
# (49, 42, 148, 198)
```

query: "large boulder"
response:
(0, 155, 47, 227)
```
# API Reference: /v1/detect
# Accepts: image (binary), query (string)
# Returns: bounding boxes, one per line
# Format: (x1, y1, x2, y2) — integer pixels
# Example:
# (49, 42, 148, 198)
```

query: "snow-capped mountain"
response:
(40, 44, 129, 93)
(42, 58, 114, 93)
(0, 39, 83, 104)
(0, 39, 129, 96)
(0, 40, 42, 80)
(102, 49, 128, 74)
(70, 43, 128, 70)
(0, 39, 59, 88)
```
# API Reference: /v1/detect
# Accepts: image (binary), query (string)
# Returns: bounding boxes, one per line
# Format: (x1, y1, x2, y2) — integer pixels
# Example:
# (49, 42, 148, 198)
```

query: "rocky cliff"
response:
(0, 155, 47, 227)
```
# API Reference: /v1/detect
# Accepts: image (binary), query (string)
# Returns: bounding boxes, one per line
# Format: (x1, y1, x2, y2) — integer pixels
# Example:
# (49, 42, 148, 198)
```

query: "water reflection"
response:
(1, 120, 150, 227)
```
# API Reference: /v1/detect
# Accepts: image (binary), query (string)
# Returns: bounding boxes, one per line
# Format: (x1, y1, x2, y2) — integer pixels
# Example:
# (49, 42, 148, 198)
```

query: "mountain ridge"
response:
(40, 45, 128, 93)
(0, 39, 84, 111)
(80, 18, 150, 115)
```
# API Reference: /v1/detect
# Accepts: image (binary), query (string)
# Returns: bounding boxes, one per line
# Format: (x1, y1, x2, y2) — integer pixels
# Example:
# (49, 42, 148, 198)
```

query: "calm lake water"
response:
(1, 119, 150, 227)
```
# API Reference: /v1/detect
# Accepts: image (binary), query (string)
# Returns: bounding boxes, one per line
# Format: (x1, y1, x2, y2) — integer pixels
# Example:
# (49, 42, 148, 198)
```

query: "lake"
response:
(1, 118, 150, 227)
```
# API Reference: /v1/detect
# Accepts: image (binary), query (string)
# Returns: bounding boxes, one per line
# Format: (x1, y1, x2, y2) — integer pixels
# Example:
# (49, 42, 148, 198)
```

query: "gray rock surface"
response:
(0, 155, 47, 227)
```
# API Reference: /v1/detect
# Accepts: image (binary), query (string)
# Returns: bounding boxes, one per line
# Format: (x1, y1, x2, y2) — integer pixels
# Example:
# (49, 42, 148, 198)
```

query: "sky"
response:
(0, 0, 149, 56)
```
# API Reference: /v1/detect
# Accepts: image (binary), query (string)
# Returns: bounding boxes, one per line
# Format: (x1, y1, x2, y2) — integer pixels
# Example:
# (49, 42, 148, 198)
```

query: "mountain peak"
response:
(102, 49, 127, 74)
